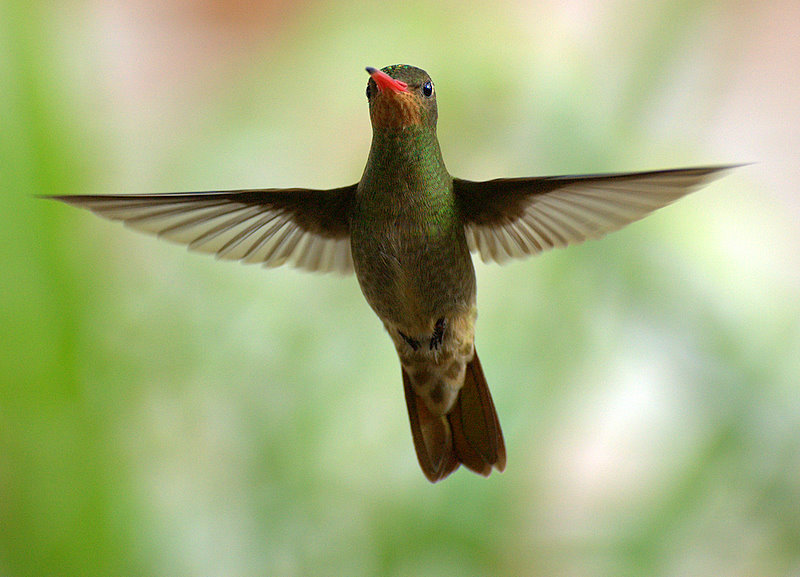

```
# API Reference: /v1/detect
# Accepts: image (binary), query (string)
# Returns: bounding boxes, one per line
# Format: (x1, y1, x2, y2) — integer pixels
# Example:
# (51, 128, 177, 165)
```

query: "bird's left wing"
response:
(51, 185, 357, 273)
(454, 165, 738, 264)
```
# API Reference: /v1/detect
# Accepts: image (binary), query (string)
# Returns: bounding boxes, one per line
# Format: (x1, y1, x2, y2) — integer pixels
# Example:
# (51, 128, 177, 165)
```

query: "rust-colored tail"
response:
(402, 348, 506, 482)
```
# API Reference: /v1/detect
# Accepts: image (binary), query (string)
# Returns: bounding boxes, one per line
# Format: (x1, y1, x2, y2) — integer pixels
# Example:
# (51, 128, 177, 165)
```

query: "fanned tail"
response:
(402, 348, 506, 482)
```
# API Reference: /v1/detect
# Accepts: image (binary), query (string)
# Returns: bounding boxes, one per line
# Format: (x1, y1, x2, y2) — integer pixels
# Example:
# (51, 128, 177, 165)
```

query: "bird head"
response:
(365, 65, 438, 130)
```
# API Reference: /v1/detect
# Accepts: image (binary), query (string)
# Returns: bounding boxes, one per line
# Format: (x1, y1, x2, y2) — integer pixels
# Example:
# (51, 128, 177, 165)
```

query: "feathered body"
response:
(51, 64, 736, 482)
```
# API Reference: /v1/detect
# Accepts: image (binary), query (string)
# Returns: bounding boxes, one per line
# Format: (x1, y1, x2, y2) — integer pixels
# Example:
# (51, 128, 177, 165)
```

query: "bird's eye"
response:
(422, 81, 433, 97)
(366, 83, 372, 100)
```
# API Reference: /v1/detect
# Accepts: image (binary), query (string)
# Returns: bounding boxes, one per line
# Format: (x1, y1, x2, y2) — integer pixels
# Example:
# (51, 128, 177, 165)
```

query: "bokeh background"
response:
(2, 1, 799, 575)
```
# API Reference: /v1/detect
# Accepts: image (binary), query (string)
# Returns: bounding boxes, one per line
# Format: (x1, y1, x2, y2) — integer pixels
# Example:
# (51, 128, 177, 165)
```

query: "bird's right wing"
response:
(50, 184, 358, 274)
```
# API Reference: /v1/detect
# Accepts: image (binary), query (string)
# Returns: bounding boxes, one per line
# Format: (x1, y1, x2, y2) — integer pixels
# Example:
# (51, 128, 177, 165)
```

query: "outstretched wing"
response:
(455, 165, 738, 264)
(51, 185, 357, 273)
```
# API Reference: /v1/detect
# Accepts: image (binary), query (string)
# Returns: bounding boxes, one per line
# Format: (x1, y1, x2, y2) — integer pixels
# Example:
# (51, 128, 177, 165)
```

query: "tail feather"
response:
(450, 351, 507, 475)
(402, 347, 505, 482)
(402, 370, 460, 482)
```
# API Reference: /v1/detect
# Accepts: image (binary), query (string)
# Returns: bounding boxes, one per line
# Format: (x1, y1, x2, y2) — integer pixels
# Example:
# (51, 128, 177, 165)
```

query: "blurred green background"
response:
(2, 1, 799, 575)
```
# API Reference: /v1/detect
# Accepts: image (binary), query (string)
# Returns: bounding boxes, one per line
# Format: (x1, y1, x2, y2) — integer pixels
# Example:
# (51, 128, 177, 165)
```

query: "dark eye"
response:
(421, 81, 433, 97)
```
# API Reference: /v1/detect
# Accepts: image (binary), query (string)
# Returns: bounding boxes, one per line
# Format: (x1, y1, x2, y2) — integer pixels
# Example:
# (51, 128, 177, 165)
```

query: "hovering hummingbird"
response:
(52, 64, 736, 482)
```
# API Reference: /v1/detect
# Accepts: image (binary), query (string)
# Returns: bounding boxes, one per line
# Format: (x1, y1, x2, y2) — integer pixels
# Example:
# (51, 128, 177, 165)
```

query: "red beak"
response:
(366, 67, 408, 93)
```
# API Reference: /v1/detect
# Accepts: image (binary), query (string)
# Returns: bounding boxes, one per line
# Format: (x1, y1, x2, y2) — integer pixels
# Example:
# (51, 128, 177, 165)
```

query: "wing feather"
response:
(455, 165, 738, 264)
(51, 185, 357, 273)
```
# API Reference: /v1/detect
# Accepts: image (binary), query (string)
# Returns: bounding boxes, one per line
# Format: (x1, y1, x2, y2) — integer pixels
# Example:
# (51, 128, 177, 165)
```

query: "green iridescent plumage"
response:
(50, 64, 737, 482)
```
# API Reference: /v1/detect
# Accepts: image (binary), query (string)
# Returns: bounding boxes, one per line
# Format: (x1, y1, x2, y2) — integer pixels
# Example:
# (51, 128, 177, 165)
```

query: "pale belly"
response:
(351, 223, 478, 415)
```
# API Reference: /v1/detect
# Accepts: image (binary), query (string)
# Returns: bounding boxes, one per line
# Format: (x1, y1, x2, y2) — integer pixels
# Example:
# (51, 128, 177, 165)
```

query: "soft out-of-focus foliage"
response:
(2, 1, 799, 576)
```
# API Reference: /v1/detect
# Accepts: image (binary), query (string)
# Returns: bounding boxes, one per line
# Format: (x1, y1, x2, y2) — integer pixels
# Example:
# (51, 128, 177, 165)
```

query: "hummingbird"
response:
(52, 65, 736, 482)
